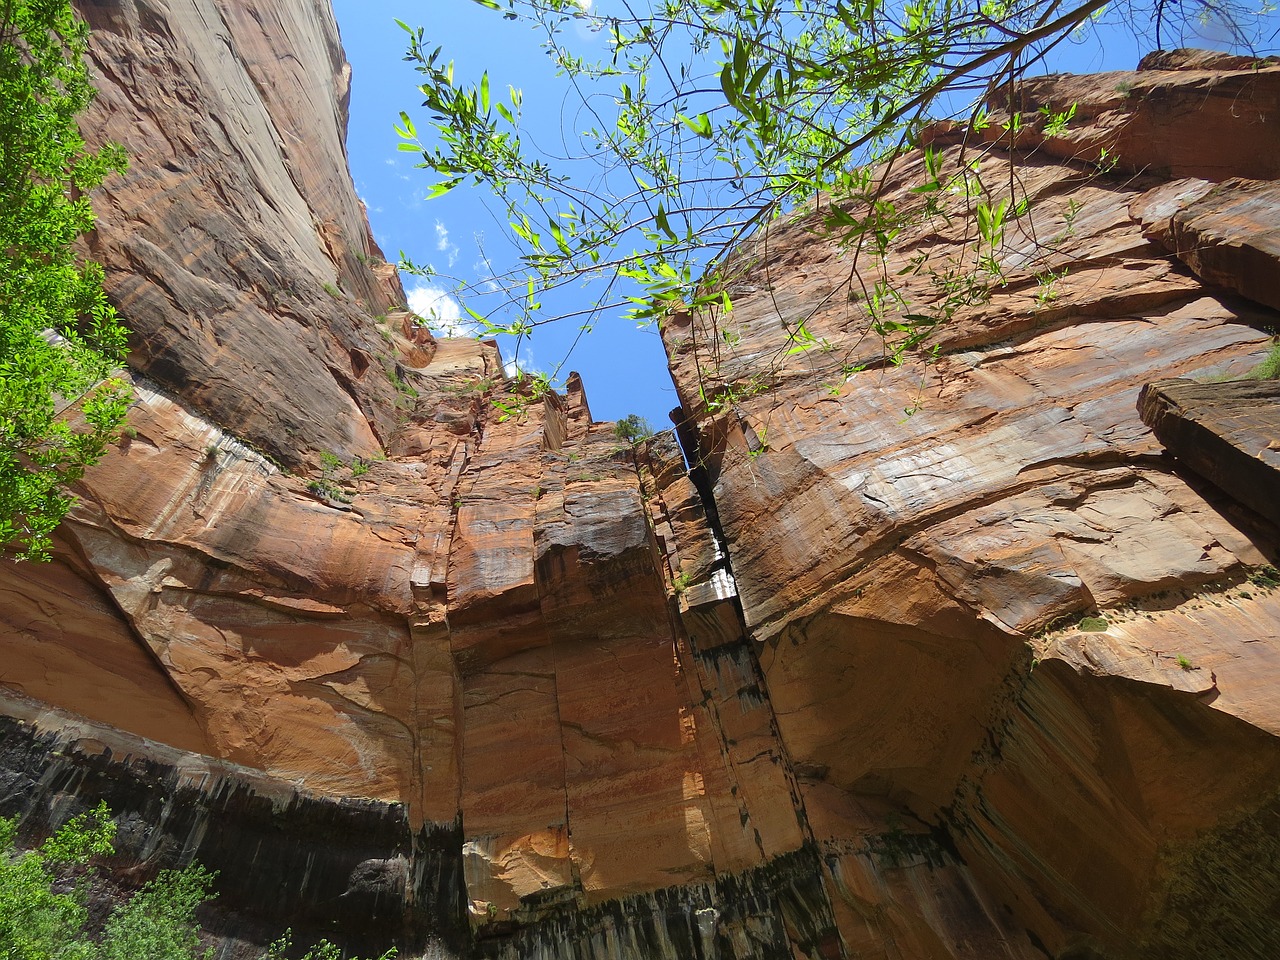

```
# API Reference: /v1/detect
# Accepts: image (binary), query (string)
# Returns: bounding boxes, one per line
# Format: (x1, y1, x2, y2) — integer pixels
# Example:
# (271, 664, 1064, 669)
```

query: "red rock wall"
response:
(76, 0, 409, 469)
(663, 50, 1280, 958)
(1, 6, 1278, 958)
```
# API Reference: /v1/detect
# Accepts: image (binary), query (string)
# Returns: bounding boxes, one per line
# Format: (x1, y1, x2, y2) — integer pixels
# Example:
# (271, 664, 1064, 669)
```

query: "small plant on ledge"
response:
(307, 478, 351, 503)
(1248, 565, 1279, 589)
(308, 450, 353, 503)
(614, 414, 655, 445)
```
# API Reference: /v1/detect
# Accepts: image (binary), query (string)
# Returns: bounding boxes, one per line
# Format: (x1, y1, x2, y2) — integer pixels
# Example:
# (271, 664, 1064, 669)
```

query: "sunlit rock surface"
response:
(1, 7, 1278, 958)
(665, 49, 1280, 959)
(1140, 377, 1280, 528)
(76, 0, 409, 469)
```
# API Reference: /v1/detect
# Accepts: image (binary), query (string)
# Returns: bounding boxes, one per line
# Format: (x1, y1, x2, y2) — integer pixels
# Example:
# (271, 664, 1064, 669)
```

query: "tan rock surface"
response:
(3, 13, 1280, 960)
(956, 49, 1280, 181)
(1139, 377, 1280, 527)
(666, 50, 1280, 957)
(1136, 177, 1280, 310)
(75, 0, 410, 468)
(0, 540, 212, 755)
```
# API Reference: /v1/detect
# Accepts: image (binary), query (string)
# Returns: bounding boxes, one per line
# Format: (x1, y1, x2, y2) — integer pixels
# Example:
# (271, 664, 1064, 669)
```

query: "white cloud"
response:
(436, 220, 459, 267)
(571, 0, 603, 40)
(503, 344, 538, 379)
(473, 254, 501, 293)
(406, 283, 480, 339)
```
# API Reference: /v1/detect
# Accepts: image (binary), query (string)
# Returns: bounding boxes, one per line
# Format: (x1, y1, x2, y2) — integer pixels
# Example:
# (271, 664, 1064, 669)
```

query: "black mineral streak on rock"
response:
(0, 701, 467, 959)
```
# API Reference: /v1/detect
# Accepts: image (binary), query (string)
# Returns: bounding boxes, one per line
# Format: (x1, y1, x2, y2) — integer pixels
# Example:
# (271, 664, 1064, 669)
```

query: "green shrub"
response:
(1248, 340, 1280, 380)
(1248, 565, 1279, 588)
(98, 866, 216, 960)
(0, 803, 214, 960)
(307, 478, 351, 503)
(614, 414, 654, 444)
(261, 931, 394, 960)
(0, 805, 393, 960)
(0, 0, 132, 560)
(0, 803, 114, 959)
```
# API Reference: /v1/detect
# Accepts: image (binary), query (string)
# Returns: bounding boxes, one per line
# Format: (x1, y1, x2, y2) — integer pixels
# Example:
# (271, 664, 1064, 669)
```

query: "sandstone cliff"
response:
(75, 0, 409, 469)
(0, 5, 1277, 959)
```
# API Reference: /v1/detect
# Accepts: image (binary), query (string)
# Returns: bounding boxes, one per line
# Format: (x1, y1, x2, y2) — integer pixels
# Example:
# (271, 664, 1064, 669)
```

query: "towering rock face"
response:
(1, 9, 1278, 960)
(75, 0, 408, 468)
(663, 48, 1280, 959)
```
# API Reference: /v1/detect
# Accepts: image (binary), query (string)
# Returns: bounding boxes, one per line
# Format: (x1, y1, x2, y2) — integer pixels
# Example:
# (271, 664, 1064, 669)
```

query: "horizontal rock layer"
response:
(665, 49, 1280, 959)
(1139, 377, 1280, 527)
(0, 691, 467, 958)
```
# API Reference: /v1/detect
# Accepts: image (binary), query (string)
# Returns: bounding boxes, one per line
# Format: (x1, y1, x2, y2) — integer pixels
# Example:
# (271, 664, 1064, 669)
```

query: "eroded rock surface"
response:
(665, 49, 1280, 960)
(1139, 377, 1280, 527)
(76, 0, 410, 468)
(2, 13, 1279, 960)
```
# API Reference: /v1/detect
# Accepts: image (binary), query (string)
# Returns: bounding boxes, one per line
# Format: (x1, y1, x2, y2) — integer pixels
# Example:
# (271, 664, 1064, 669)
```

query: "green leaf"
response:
(732, 35, 747, 82)
(549, 220, 570, 254)
(719, 63, 740, 110)
(0, 0, 132, 560)
(655, 204, 677, 240)
(681, 112, 713, 139)
(426, 179, 460, 199)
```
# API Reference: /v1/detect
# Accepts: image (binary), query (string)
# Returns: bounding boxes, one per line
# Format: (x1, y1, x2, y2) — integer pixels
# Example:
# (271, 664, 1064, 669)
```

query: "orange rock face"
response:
(664, 49, 1280, 959)
(75, 0, 410, 469)
(2, 6, 1279, 958)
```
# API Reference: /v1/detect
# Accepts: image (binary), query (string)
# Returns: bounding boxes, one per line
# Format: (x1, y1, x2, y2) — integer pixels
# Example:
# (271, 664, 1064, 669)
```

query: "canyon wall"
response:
(0, 5, 1277, 959)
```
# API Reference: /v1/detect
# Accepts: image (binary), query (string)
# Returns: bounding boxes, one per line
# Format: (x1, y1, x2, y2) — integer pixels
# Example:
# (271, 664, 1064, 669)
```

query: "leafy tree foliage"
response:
(97, 864, 216, 960)
(0, 0, 130, 560)
(0, 804, 218, 960)
(397, 0, 1268, 383)
(261, 931, 396, 960)
(0, 804, 397, 960)
(614, 413, 655, 443)
(0, 803, 115, 960)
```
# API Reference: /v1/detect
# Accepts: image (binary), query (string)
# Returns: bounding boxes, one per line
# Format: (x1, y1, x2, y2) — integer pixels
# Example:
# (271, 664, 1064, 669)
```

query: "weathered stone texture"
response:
(665, 49, 1280, 959)
(76, 0, 411, 468)
(1139, 377, 1280, 528)
(2, 9, 1279, 960)
(0, 693, 469, 958)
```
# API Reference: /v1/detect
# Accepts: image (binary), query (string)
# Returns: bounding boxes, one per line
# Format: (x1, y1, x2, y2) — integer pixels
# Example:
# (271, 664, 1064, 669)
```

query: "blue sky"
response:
(332, 0, 1276, 430)
(335, 0, 681, 428)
